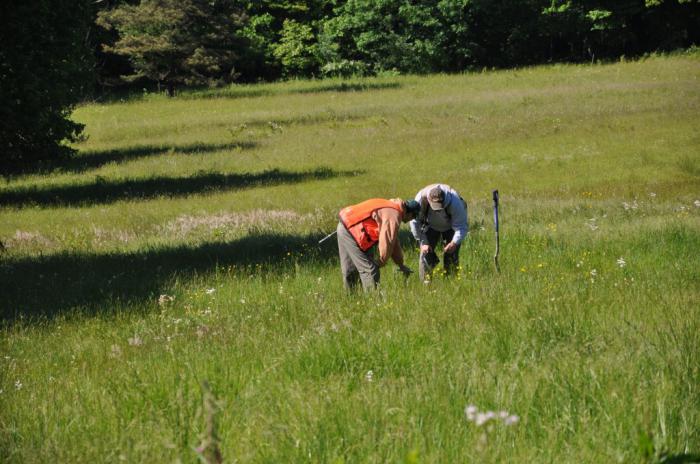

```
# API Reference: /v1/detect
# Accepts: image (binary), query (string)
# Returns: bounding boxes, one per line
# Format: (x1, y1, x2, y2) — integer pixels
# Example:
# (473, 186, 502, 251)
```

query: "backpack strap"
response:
(444, 195, 467, 223)
(418, 195, 430, 231)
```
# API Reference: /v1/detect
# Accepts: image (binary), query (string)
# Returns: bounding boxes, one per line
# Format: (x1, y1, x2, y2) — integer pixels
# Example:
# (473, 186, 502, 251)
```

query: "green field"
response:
(1, 52, 699, 463)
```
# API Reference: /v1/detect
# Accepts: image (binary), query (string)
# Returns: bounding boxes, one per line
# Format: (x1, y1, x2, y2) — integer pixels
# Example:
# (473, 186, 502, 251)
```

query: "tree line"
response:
(2, 0, 699, 172)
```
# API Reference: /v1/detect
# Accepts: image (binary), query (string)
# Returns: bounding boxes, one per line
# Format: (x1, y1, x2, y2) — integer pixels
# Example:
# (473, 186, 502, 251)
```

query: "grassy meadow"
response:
(1, 52, 699, 462)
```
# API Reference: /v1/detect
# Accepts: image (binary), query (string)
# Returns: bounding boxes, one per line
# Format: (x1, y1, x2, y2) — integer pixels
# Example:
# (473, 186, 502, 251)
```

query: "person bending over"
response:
(409, 184, 468, 282)
(337, 197, 420, 290)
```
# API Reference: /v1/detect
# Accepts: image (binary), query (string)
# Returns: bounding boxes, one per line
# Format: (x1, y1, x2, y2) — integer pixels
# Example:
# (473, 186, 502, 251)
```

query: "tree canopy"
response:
(96, 0, 248, 96)
(95, 0, 700, 87)
(1, 0, 93, 174)
(2, 0, 699, 171)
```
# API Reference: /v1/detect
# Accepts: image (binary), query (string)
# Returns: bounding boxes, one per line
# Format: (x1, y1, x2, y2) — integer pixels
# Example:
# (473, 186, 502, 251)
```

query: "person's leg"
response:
(441, 229, 461, 275)
(337, 222, 379, 290)
(337, 222, 359, 290)
(354, 249, 380, 290)
(419, 228, 441, 281)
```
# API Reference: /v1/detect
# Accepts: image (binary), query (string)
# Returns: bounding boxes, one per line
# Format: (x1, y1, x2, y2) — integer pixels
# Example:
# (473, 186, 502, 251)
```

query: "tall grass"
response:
(1, 53, 699, 463)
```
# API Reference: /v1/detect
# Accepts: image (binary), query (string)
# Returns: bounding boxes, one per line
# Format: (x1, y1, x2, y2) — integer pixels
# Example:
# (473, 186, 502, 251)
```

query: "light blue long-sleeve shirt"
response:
(409, 184, 468, 245)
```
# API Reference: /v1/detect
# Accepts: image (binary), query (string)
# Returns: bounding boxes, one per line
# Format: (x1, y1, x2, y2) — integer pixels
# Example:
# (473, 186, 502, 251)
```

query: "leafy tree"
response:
(273, 19, 320, 77)
(321, 0, 444, 75)
(238, 12, 281, 81)
(435, 0, 545, 69)
(239, 0, 334, 80)
(0, 0, 93, 174)
(96, 0, 248, 96)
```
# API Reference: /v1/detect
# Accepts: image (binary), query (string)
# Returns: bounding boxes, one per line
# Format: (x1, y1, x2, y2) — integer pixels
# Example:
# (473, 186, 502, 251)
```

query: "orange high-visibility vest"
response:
(338, 199, 402, 251)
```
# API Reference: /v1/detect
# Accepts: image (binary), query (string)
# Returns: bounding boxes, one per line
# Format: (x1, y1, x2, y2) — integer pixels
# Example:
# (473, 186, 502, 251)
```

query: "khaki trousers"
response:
(336, 221, 379, 290)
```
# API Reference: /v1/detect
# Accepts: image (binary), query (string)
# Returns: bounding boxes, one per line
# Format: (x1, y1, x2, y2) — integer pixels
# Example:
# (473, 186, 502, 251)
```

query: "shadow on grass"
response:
(0, 233, 339, 322)
(0, 229, 423, 323)
(66, 142, 257, 174)
(291, 81, 402, 95)
(3, 142, 258, 178)
(186, 81, 402, 100)
(0, 167, 356, 208)
(659, 454, 700, 464)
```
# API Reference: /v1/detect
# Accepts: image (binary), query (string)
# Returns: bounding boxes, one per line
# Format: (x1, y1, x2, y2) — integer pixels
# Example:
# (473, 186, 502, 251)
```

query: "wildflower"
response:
(158, 294, 174, 305)
(617, 257, 626, 268)
(128, 335, 143, 346)
(695, 200, 700, 208)
(205, 288, 215, 295)
(465, 404, 520, 427)
(15, 380, 22, 390)
(650, 192, 656, 198)
(590, 269, 598, 277)
(465, 405, 478, 421)
(240, 298, 246, 304)
(622, 200, 638, 211)
(475, 411, 496, 426)
(365, 370, 374, 382)
(110, 344, 122, 358)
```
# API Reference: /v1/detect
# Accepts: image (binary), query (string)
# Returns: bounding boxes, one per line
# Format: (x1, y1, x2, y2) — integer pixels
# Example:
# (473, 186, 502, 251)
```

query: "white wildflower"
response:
(465, 404, 520, 427)
(128, 336, 143, 346)
(695, 200, 700, 208)
(590, 269, 598, 277)
(617, 257, 626, 268)
(475, 411, 496, 426)
(205, 288, 215, 295)
(465, 405, 478, 421)
(15, 380, 22, 390)
(649, 192, 656, 198)
(365, 370, 374, 382)
(158, 294, 174, 305)
(240, 298, 246, 304)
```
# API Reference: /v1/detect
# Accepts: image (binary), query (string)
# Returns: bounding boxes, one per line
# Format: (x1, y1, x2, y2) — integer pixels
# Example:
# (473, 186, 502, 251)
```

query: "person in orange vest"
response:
(336, 197, 420, 290)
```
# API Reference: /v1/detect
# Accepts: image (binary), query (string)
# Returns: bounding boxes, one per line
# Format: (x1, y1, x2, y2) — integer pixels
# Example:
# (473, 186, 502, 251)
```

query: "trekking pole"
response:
(492, 189, 500, 273)
(318, 230, 337, 245)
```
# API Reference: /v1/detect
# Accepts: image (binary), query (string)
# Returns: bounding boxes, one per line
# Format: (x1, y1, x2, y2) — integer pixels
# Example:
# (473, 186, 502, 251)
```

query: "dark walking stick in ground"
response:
(493, 190, 500, 273)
